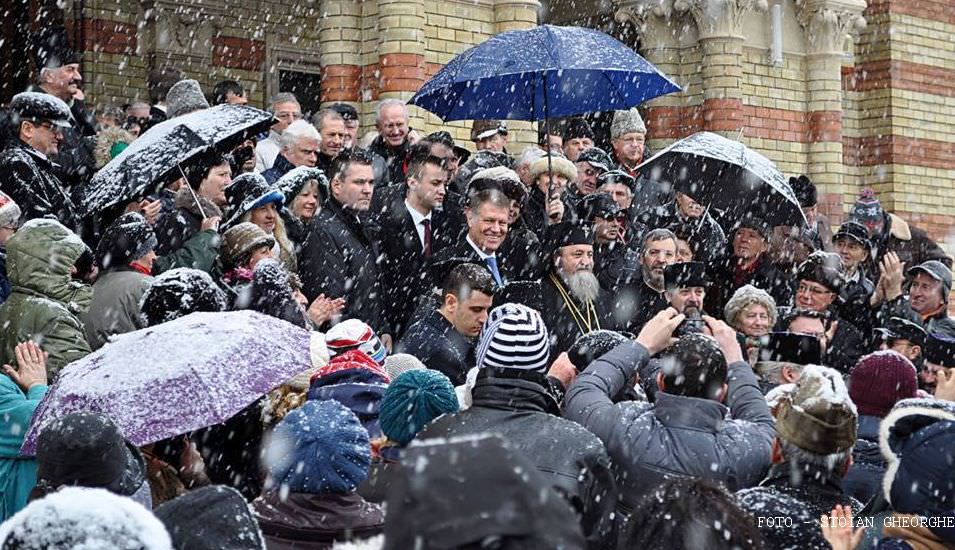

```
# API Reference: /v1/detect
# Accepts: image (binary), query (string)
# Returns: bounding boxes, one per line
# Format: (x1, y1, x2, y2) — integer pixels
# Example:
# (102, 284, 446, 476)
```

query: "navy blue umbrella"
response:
(408, 25, 681, 121)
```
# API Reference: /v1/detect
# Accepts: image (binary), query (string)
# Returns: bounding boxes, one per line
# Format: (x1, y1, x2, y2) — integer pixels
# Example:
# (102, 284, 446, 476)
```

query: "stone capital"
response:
(672, 0, 767, 40)
(796, 0, 866, 55)
(140, 0, 226, 54)
(615, 0, 686, 47)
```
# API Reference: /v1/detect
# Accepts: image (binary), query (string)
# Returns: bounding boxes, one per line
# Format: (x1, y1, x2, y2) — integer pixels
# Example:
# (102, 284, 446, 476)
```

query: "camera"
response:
(675, 306, 705, 337)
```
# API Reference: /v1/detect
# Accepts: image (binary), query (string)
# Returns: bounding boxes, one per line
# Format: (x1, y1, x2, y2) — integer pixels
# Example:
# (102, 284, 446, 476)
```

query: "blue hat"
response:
(265, 400, 370, 495)
(379, 370, 459, 446)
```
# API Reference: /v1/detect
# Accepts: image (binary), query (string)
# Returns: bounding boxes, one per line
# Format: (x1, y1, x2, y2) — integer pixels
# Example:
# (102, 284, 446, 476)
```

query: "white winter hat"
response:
(167, 79, 209, 118)
(528, 154, 577, 184)
(611, 108, 647, 139)
(0, 191, 22, 229)
(723, 284, 778, 330)
(383, 353, 427, 380)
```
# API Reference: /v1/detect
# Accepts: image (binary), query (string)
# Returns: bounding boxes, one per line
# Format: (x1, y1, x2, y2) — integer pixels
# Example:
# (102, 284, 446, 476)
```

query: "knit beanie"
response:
(264, 399, 371, 495)
(0, 191, 22, 229)
(528, 154, 577, 184)
(154, 486, 264, 550)
(220, 222, 275, 270)
(95, 212, 158, 270)
(476, 303, 550, 372)
(723, 284, 778, 330)
(384, 353, 427, 380)
(610, 107, 647, 139)
(774, 364, 858, 455)
(166, 79, 209, 118)
(850, 187, 883, 224)
(848, 351, 918, 417)
(139, 268, 228, 327)
(379, 370, 459, 446)
(325, 319, 388, 365)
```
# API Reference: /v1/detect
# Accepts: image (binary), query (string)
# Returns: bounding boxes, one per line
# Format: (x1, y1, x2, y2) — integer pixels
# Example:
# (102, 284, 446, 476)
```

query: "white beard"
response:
(562, 270, 600, 303)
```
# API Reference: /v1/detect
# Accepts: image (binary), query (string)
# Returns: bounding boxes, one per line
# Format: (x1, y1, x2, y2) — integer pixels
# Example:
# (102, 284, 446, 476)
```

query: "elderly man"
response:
(28, 27, 96, 190)
(0, 93, 80, 232)
(572, 147, 613, 200)
(368, 99, 413, 184)
(328, 103, 360, 149)
(737, 365, 860, 550)
(430, 188, 513, 288)
(312, 108, 348, 177)
(539, 223, 613, 355)
(614, 228, 678, 332)
(876, 316, 926, 369)
(663, 262, 709, 316)
(254, 93, 302, 172)
(471, 120, 508, 152)
(832, 221, 875, 333)
(261, 120, 320, 184)
(877, 258, 955, 338)
(610, 107, 646, 176)
(637, 190, 726, 263)
(562, 118, 595, 162)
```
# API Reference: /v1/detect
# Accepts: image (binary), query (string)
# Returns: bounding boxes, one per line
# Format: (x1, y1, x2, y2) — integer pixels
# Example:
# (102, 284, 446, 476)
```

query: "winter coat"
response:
(262, 153, 296, 185)
(635, 200, 727, 263)
(837, 268, 876, 334)
(868, 212, 953, 280)
(497, 220, 548, 282)
(879, 295, 955, 339)
(0, 141, 80, 232)
(823, 312, 869, 375)
(843, 414, 886, 505)
(594, 241, 637, 291)
(736, 462, 862, 550)
(152, 188, 221, 274)
(45, 94, 97, 191)
(396, 309, 475, 386)
(539, 272, 615, 357)
(522, 186, 579, 244)
(417, 367, 618, 550)
(428, 239, 517, 289)
(0, 247, 9, 305)
(707, 253, 795, 316)
(367, 135, 410, 185)
(298, 198, 388, 334)
(0, 220, 92, 379)
(564, 340, 775, 510)
(82, 268, 152, 350)
(253, 491, 384, 550)
(0, 377, 47, 520)
(307, 361, 388, 440)
(611, 272, 669, 333)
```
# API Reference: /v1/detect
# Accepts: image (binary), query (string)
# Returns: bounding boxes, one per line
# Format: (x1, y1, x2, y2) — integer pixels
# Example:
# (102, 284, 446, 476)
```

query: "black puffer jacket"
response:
(417, 368, 617, 550)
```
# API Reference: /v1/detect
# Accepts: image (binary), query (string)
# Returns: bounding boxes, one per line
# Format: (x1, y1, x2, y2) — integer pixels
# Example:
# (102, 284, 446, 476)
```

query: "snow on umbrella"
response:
(636, 131, 807, 227)
(21, 310, 314, 455)
(82, 104, 275, 217)
(408, 24, 682, 122)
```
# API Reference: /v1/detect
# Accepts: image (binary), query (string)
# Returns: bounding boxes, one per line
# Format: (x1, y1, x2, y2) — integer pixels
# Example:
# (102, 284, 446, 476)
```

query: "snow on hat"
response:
(139, 268, 228, 327)
(379, 369, 459, 446)
(878, 398, 955, 515)
(723, 284, 777, 330)
(476, 303, 550, 372)
(329, 102, 359, 121)
(275, 166, 328, 206)
(155, 486, 263, 550)
(773, 364, 858, 455)
(470, 165, 522, 188)
(265, 399, 371, 495)
(849, 350, 918, 418)
(220, 222, 276, 270)
(796, 251, 844, 293)
(567, 330, 630, 370)
(850, 187, 883, 224)
(611, 107, 647, 139)
(528, 154, 577, 184)
(166, 79, 209, 119)
(0, 191, 22, 229)
(325, 319, 387, 365)
(470, 120, 507, 142)
(563, 117, 594, 141)
(577, 147, 613, 173)
(10, 91, 73, 128)
(95, 212, 158, 270)
(833, 221, 871, 249)
(0, 487, 171, 550)
(663, 261, 709, 290)
(577, 192, 623, 222)
(222, 172, 285, 229)
(384, 353, 427, 380)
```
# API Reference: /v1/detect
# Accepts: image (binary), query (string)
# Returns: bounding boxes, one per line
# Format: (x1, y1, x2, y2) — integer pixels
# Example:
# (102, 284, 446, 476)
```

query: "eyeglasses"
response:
(598, 212, 627, 222)
(28, 119, 60, 132)
(796, 283, 833, 297)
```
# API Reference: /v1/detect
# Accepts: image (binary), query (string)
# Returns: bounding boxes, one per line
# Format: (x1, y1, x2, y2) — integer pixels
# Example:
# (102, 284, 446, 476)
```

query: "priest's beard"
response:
(561, 270, 600, 303)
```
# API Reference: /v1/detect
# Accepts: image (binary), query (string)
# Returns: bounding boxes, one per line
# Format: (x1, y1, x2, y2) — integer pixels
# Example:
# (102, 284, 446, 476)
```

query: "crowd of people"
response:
(0, 26, 953, 550)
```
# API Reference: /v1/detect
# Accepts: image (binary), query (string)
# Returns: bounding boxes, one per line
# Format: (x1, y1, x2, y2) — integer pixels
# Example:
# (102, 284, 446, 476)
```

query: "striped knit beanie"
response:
(325, 319, 387, 365)
(476, 303, 550, 372)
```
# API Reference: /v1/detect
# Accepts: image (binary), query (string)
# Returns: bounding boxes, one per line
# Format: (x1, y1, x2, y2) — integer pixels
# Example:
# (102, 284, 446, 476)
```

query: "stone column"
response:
(377, 0, 427, 127)
(494, 0, 540, 150)
(676, 0, 767, 136)
(319, 0, 363, 106)
(797, 0, 866, 224)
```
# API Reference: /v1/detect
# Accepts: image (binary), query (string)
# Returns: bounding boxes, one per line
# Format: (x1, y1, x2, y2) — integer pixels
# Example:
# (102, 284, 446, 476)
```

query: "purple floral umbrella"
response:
(21, 310, 317, 455)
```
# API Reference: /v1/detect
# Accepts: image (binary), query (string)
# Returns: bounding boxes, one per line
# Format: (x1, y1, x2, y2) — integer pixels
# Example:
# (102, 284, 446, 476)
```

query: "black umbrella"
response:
(636, 131, 807, 228)
(81, 104, 275, 216)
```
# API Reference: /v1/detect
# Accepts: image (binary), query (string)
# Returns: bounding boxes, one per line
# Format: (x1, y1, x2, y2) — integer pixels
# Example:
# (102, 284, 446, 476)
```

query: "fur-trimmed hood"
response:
(94, 126, 135, 168)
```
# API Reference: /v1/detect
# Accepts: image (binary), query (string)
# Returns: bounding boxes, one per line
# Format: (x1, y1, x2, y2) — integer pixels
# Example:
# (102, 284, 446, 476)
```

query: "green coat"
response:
(0, 219, 92, 380)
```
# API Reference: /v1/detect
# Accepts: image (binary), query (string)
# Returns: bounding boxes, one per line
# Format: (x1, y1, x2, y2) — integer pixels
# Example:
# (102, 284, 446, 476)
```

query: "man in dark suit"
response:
(376, 150, 460, 338)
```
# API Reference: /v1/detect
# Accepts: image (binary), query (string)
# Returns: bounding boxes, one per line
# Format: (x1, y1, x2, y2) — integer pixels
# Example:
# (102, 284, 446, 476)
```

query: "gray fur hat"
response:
(167, 79, 209, 118)
(723, 284, 778, 330)
(611, 108, 647, 140)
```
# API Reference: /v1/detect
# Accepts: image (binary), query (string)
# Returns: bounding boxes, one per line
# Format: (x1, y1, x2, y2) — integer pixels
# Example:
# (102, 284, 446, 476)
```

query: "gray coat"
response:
(564, 340, 775, 508)
(83, 269, 152, 350)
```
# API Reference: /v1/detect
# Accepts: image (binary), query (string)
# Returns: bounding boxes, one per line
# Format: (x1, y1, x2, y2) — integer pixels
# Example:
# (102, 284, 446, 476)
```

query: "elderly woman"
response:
(275, 166, 327, 254)
(723, 284, 777, 365)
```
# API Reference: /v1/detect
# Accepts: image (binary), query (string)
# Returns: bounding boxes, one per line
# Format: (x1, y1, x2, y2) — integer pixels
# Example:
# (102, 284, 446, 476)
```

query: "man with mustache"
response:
(539, 222, 613, 355)
(614, 228, 679, 332)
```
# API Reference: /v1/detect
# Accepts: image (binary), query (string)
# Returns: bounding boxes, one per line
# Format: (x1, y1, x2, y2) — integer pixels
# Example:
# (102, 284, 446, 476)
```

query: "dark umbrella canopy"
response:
(82, 104, 274, 216)
(637, 131, 807, 227)
(409, 25, 681, 121)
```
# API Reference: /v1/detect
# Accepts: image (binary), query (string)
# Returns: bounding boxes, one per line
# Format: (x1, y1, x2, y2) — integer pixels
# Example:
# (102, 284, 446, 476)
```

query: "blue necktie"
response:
(485, 256, 503, 287)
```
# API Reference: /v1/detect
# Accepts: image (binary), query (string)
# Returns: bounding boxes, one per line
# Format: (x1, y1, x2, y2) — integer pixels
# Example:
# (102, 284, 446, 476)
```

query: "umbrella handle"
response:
(178, 164, 209, 220)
